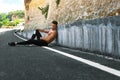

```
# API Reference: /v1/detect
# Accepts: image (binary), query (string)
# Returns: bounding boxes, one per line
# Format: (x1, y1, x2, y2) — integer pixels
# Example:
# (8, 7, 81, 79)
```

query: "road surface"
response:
(0, 29, 120, 80)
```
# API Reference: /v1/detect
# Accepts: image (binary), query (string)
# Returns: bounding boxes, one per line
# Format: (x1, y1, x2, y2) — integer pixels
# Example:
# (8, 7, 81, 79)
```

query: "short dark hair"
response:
(52, 20, 58, 25)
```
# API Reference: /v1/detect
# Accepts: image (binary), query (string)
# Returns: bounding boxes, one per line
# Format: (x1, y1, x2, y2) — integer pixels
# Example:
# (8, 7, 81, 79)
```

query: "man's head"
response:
(51, 20, 58, 30)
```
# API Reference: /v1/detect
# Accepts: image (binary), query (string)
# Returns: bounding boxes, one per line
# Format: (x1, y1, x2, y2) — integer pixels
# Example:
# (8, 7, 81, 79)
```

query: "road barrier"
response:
(18, 15, 120, 58)
(57, 16, 120, 58)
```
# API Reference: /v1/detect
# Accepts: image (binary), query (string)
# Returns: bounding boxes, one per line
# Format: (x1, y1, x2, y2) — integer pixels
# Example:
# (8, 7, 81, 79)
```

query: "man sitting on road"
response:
(8, 21, 58, 46)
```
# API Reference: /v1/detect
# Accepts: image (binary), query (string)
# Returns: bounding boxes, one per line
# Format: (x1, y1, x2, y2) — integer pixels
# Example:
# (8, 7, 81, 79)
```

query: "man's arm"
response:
(37, 29, 49, 33)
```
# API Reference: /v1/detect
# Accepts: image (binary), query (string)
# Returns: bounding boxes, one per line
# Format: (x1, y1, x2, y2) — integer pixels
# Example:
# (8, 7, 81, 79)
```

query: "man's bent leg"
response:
(31, 34, 36, 40)
(30, 30, 42, 40)
(36, 30, 42, 40)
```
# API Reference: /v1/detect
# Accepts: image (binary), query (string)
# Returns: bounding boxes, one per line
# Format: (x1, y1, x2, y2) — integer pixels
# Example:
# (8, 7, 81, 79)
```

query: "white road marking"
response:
(44, 47, 120, 77)
(14, 33, 27, 41)
(14, 32, 120, 77)
(0, 28, 12, 32)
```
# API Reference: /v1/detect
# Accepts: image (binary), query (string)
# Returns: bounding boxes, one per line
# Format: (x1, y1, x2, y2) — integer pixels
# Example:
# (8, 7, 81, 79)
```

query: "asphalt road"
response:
(0, 29, 120, 80)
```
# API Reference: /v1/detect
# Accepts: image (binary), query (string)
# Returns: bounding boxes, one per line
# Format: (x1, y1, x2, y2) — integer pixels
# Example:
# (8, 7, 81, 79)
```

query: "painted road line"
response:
(0, 28, 12, 32)
(14, 33, 27, 41)
(44, 47, 120, 77)
(14, 32, 120, 77)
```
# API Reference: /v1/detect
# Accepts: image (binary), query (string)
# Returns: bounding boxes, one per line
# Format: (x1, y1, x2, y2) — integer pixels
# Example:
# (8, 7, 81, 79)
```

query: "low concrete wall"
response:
(18, 15, 120, 58)
(57, 16, 120, 58)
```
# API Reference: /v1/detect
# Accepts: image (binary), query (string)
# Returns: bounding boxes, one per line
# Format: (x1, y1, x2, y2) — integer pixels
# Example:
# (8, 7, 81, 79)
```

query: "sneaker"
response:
(8, 42, 16, 46)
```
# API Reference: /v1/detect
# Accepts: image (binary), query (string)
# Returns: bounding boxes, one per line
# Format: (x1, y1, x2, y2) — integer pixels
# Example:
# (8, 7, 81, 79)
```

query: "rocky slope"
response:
(24, 0, 120, 29)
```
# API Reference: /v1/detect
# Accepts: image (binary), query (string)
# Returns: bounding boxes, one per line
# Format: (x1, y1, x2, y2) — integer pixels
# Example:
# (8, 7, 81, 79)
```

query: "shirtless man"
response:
(8, 21, 58, 46)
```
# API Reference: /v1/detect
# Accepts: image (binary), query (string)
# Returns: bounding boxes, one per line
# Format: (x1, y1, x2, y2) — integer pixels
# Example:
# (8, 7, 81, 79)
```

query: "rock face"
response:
(24, 0, 47, 30)
(24, 0, 120, 29)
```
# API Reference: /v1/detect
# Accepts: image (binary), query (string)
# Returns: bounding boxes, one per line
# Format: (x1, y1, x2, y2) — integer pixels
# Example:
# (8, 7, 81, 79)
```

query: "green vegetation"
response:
(38, 5, 49, 19)
(0, 22, 2, 28)
(7, 10, 24, 21)
(0, 10, 24, 28)
(56, 0, 60, 7)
